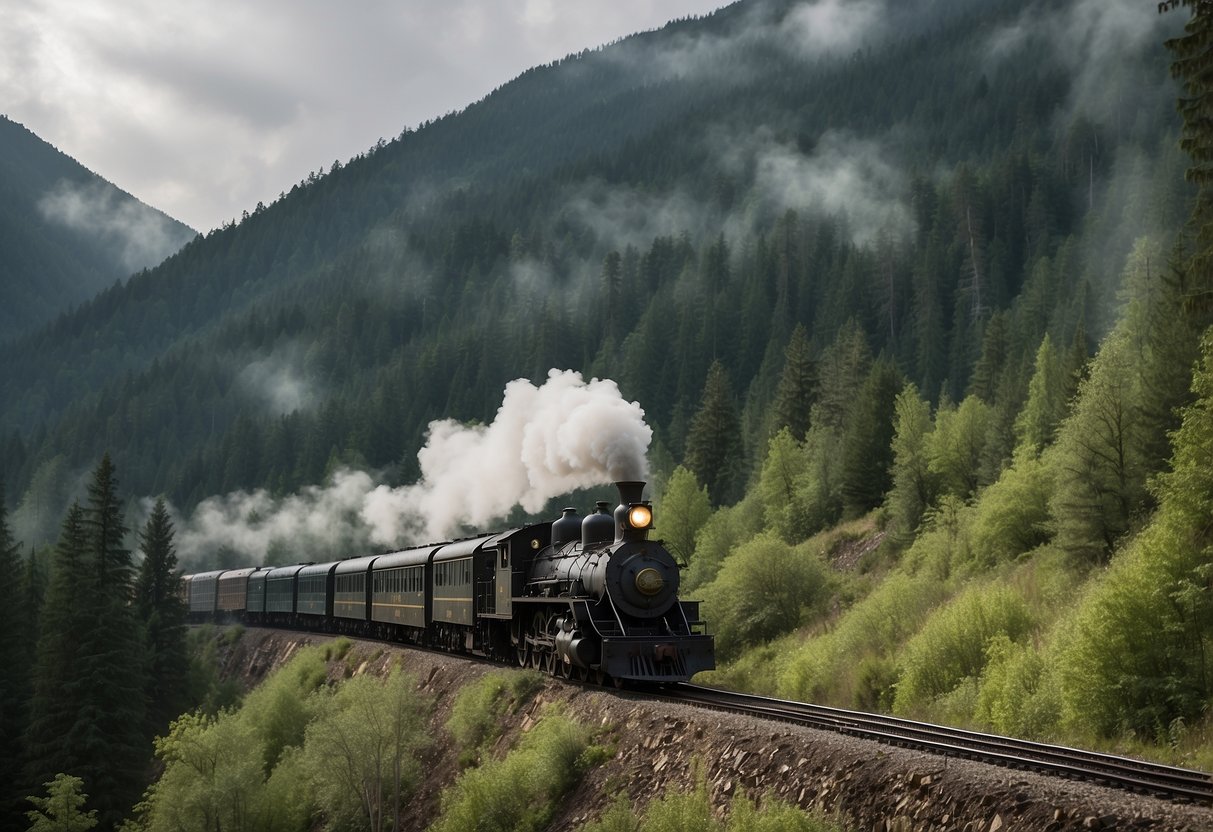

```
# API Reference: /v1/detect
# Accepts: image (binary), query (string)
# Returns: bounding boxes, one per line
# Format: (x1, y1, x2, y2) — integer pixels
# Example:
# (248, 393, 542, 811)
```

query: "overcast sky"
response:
(2, 0, 727, 233)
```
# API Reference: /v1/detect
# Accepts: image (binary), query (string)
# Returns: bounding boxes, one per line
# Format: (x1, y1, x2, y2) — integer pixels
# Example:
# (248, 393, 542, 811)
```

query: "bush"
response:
(300, 666, 429, 831)
(240, 645, 329, 771)
(430, 711, 596, 832)
(446, 670, 544, 763)
(975, 635, 1061, 739)
(967, 451, 1054, 567)
(778, 572, 948, 704)
(699, 533, 833, 661)
(893, 583, 1035, 715)
(685, 494, 763, 592)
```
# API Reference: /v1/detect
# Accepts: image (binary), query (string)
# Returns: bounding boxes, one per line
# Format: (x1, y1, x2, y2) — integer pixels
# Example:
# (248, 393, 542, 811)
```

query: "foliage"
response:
(778, 573, 948, 705)
(133, 498, 190, 738)
(1054, 329, 1213, 738)
(25, 774, 97, 832)
(655, 466, 713, 564)
(430, 710, 596, 832)
(685, 361, 744, 507)
(132, 710, 308, 832)
(446, 670, 544, 763)
(683, 494, 763, 592)
(239, 644, 329, 771)
(966, 450, 1055, 567)
(756, 429, 813, 544)
(884, 383, 936, 544)
(926, 395, 992, 500)
(699, 533, 834, 662)
(893, 583, 1035, 715)
(975, 635, 1061, 739)
(300, 667, 429, 832)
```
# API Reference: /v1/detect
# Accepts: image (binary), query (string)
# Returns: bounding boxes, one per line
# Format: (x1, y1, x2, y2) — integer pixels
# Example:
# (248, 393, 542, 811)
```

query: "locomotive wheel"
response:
(516, 636, 529, 667)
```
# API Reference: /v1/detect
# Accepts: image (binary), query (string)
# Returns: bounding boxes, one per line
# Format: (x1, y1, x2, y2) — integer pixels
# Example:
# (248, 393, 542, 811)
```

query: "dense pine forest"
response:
(5, 0, 1213, 827)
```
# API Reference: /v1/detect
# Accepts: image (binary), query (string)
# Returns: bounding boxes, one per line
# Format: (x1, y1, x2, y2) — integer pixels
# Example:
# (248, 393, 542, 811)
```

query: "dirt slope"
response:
(215, 628, 1213, 832)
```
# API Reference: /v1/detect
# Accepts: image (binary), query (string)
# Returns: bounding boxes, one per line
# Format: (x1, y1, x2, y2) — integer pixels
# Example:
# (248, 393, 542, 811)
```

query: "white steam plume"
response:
(167, 370, 651, 564)
(363, 369, 651, 543)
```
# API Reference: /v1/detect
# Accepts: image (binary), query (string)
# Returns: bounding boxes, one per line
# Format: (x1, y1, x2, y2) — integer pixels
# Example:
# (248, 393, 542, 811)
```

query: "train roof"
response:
(433, 534, 494, 562)
(298, 561, 339, 578)
(333, 554, 380, 575)
(373, 544, 442, 570)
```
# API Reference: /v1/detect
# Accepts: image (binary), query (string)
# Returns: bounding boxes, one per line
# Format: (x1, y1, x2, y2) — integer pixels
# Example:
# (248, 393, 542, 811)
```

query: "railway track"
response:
(652, 683, 1213, 804)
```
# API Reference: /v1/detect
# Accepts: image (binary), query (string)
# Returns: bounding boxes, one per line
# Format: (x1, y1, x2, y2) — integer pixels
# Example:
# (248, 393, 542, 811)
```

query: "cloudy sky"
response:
(2, 0, 726, 233)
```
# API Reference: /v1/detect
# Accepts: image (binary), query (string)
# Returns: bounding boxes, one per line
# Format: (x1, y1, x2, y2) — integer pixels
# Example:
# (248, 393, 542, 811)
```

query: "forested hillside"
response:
(7, 0, 1213, 827)
(0, 0, 1187, 550)
(0, 116, 194, 340)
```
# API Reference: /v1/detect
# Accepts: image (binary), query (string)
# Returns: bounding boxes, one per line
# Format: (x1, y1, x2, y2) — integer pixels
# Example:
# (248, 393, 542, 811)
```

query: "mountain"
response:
(0, 0, 1191, 546)
(0, 115, 196, 340)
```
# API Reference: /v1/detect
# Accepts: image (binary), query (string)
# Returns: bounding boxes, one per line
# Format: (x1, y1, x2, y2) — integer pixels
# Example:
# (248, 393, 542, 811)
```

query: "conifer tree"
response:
(684, 361, 743, 506)
(840, 359, 904, 518)
(134, 498, 190, 738)
(885, 384, 937, 543)
(1014, 334, 1066, 455)
(25, 503, 91, 800)
(770, 323, 816, 441)
(0, 480, 29, 829)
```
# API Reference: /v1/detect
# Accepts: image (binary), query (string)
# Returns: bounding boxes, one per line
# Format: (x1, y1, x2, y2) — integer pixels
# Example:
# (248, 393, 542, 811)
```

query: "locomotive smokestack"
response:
(616, 481, 645, 506)
(614, 481, 652, 542)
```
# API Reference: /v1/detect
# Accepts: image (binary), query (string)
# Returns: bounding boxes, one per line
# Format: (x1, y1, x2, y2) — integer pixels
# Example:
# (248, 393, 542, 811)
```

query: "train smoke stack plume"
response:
(362, 369, 652, 542)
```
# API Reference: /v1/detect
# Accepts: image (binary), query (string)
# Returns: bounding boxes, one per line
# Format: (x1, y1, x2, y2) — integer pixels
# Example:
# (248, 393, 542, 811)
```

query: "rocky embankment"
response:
(215, 628, 1213, 832)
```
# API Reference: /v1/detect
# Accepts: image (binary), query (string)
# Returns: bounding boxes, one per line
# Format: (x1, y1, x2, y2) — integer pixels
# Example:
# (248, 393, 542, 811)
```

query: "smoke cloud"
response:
(37, 179, 193, 271)
(168, 369, 651, 564)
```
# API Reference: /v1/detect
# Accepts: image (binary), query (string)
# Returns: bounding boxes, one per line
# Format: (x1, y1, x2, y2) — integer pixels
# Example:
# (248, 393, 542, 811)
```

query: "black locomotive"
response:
(183, 481, 715, 684)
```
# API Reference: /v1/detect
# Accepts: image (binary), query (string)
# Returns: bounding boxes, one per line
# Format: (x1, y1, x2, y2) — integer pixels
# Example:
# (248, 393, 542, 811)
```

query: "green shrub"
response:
(240, 645, 329, 771)
(893, 583, 1034, 715)
(300, 666, 429, 831)
(975, 635, 1061, 739)
(685, 494, 763, 592)
(431, 711, 594, 832)
(967, 451, 1054, 567)
(778, 572, 947, 704)
(699, 533, 834, 661)
(446, 670, 544, 762)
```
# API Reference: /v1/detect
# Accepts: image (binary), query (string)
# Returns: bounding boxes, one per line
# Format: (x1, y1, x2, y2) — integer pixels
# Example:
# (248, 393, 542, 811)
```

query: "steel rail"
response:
(658, 683, 1213, 804)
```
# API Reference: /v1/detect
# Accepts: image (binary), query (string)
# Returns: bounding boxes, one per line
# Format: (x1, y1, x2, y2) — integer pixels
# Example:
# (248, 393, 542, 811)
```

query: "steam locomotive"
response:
(183, 481, 715, 685)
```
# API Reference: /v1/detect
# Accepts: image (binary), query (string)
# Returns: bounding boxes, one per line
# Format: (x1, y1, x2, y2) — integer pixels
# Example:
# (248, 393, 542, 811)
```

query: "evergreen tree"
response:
(83, 454, 130, 593)
(1049, 328, 1147, 563)
(134, 498, 190, 739)
(684, 361, 743, 506)
(0, 480, 29, 829)
(885, 384, 937, 543)
(25, 458, 150, 831)
(840, 359, 904, 518)
(770, 324, 816, 442)
(1165, 0, 1213, 322)
(1013, 334, 1066, 455)
(25, 504, 91, 800)
(72, 456, 148, 828)
(24, 774, 97, 832)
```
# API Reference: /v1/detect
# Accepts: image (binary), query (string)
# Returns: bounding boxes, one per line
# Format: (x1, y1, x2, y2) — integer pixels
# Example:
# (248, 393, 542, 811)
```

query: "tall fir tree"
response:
(770, 323, 817, 442)
(25, 503, 91, 803)
(684, 361, 744, 506)
(840, 359, 904, 518)
(0, 480, 30, 829)
(133, 498, 190, 738)
(25, 457, 150, 831)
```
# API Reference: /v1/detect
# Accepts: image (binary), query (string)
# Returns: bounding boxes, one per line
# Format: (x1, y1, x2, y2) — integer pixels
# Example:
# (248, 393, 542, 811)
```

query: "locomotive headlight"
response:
(627, 505, 653, 529)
